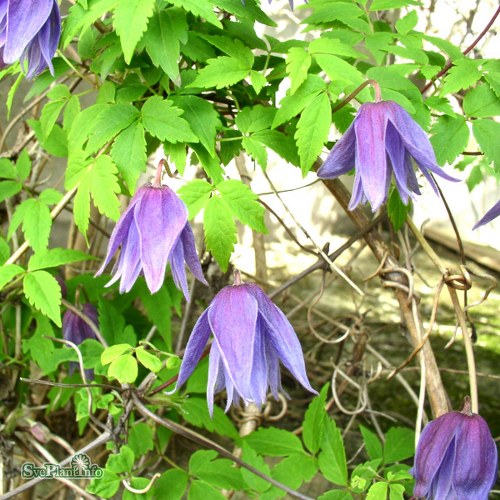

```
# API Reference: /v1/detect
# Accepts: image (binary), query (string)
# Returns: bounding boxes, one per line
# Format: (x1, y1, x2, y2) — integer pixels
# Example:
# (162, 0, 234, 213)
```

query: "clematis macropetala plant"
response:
(62, 303, 99, 380)
(473, 198, 500, 229)
(96, 161, 207, 300)
(412, 397, 498, 500)
(317, 96, 458, 212)
(0, 0, 61, 78)
(171, 271, 317, 415)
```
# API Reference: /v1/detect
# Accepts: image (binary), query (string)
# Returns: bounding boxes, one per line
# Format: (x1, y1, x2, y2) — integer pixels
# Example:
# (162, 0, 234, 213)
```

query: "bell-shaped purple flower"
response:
(96, 182, 207, 300)
(412, 397, 498, 500)
(0, 0, 61, 78)
(473, 198, 500, 229)
(171, 272, 317, 415)
(317, 100, 458, 211)
(62, 303, 99, 379)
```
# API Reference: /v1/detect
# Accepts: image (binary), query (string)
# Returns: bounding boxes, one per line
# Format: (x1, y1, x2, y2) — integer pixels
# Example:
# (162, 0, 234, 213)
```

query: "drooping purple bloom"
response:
(62, 303, 99, 380)
(96, 183, 207, 300)
(0, 0, 61, 78)
(412, 397, 498, 500)
(473, 198, 500, 229)
(171, 272, 317, 415)
(317, 100, 458, 212)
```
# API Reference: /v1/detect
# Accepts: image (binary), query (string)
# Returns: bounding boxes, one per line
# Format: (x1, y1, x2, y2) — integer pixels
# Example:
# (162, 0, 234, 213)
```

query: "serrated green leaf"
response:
(250, 70, 267, 94)
(22, 200, 52, 253)
(287, 47, 311, 95)
(183, 398, 239, 439)
(240, 443, 272, 493)
(189, 450, 245, 490)
(16, 149, 32, 181)
(424, 96, 456, 117)
(188, 480, 225, 500)
(295, 92, 331, 174)
(86, 104, 140, 154)
(304, 2, 364, 24)
(28, 248, 95, 271)
(303, 383, 329, 454)
(108, 354, 138, 383)
(111, 121, 147, 192)
(40, 100, 67, 140)
(0, 180, 22, 203)
(87, 470, 120, 498)
(73, 176, 91, 237)
(440, 59, 482, 95)
(244, 428, 304, 456)
(89, 155, 121, 220)
(142, 96, 198, 143)
(236, 106, 276, 134)
(0, 158, 16, 179)
(430, 115, 469, 165)
(309, 37, 367, 60)
(396, 10, 418, 34)
(144, 8, 188, 83)
(463, 84, 500, 118)
(113, 0, 155, 63)
(178, 179, 213, 219)
(23, 271, 62, 326)
(128, 423, 154, 457)
(366, 482, 388, 499)
(315, 54, 365, 89)
(253, 130, 299, 166)
(318, 418, 347, 486)
(0, 264, 24, 291)
(154, 469, 188, 500)
(166, 0, 222, 28)
(39, 189, 63, 205)
(190, 56, 252, 89)
(271, 453, 318, 490)
(360, 425, 384, 461)
(473, 119, 500, 171)
(384, 427, 415, 463)
(135, 346, 162, 372)
(107, 445, 135, 474)
(387, 189, 411, 231)
(242, 136, 268, 169)
(273, 75, 326, 128)
(101, 344, 132, 365)
(370, 0, 419, 10)
(204, 196, 236, 272)
(170, 96, 221, 156)
(218, 179, 267, 233)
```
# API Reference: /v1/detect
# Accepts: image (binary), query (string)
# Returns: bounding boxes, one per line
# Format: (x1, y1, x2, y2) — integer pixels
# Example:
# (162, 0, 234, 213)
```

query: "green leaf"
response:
(190, 56, 253, 89)
(189, 450, 245, 490)
(318, 491, 353, 500)
(384, 427, 415, 463)
(86, 104, 140, 154)
(28, 248, 95, 271)
(135, 346, 162, 373)
(366, 482, 388, 500)
(101, 343, 133, 365)
(166, 0, 222, 28)
(387, 189, 411, 231)
(217, 180, 266, 233)
(396, 10, 418, 34)
(87, 470, 121, 498)
(107, 445, 135, 474)
(178, 179, 213, 219)
(154, 469, 189, 500)
(236, 106, 276, 134)
(108, 354, 138, 384)
(188, 480, 225, 500)
(242, 136, 267, 169)
(295, 92, 331, 174)
(17, 199, 52, 253)
(111, 121, 147, 191)
(240, 443, 272, 493)
(250, 70, 267, 94)
(389, 483, 406, 500)
(273, 75, 326, 127)
(287, 47, 312, 95)
(473, 119, 500, 170)
(303, 383, 329, 454)
(39, 189, 63, 205)
(0, 264, 24, 291)
(253, 130, 299, 166)
(128, 423, 154, 456)
(170, 96, 221, 156)
(16, 149, 32, 181)
(113, 0, 156, 63)
(144, 8, 188, 83)
(40, 99, 67, 140)
(309, 37, 366, 60)
(440, 59, 482, 95)
(0, 158, 16, 179)
(370, 0, 419, 10)
(318, 418, 348, 486)
(304, 2, 364, 24)
(271, 453, 318, 489)
(463, 84, 500, 118)
(360, 425, 383, 462)
(23, 271, 62, 326)
(314, 53, 365, 89)
(0, 180, 22, 203)
(142, 96, 198, 143)
(203, 195, 237, 272)
(430, 115, 469, 165)
(244, 428, 304, 456)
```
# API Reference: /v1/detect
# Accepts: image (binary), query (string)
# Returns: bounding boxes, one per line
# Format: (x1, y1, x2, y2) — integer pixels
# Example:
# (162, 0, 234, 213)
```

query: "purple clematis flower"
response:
(412, 397, 498, 500)
(473, 198, 500, 229)
(62, 303, 98, 380)
(0, 0, 61, 78)
(96, 176, 207, 300)
(171, 271, 317, 415)
(317, 100, 458, 212)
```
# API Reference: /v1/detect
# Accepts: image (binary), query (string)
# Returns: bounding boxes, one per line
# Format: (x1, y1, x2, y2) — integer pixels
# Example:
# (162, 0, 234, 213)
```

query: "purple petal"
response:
(170, 238, 190, 301)
(208, 286, 259, 401)
(250, 317, 268, 407)
(473, 198, 500, 229)
(207, 342, 224, 417)
(36, 2, 60, 76)
(386, 122, 412, 204)
(96, 186, 147, 276)
(4, 0, 53, 62)
(170, 309, 211, 392)
(117, 217, 142, 293)
(348, 172, 367, 210)
(180, 224, 208, 286)
(453, 414, 498, 499)
(135, 186, 187, 294)
(317, 124, 356, 178)
(354, 103, 389, 210)
(265, 340, 284, 400)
